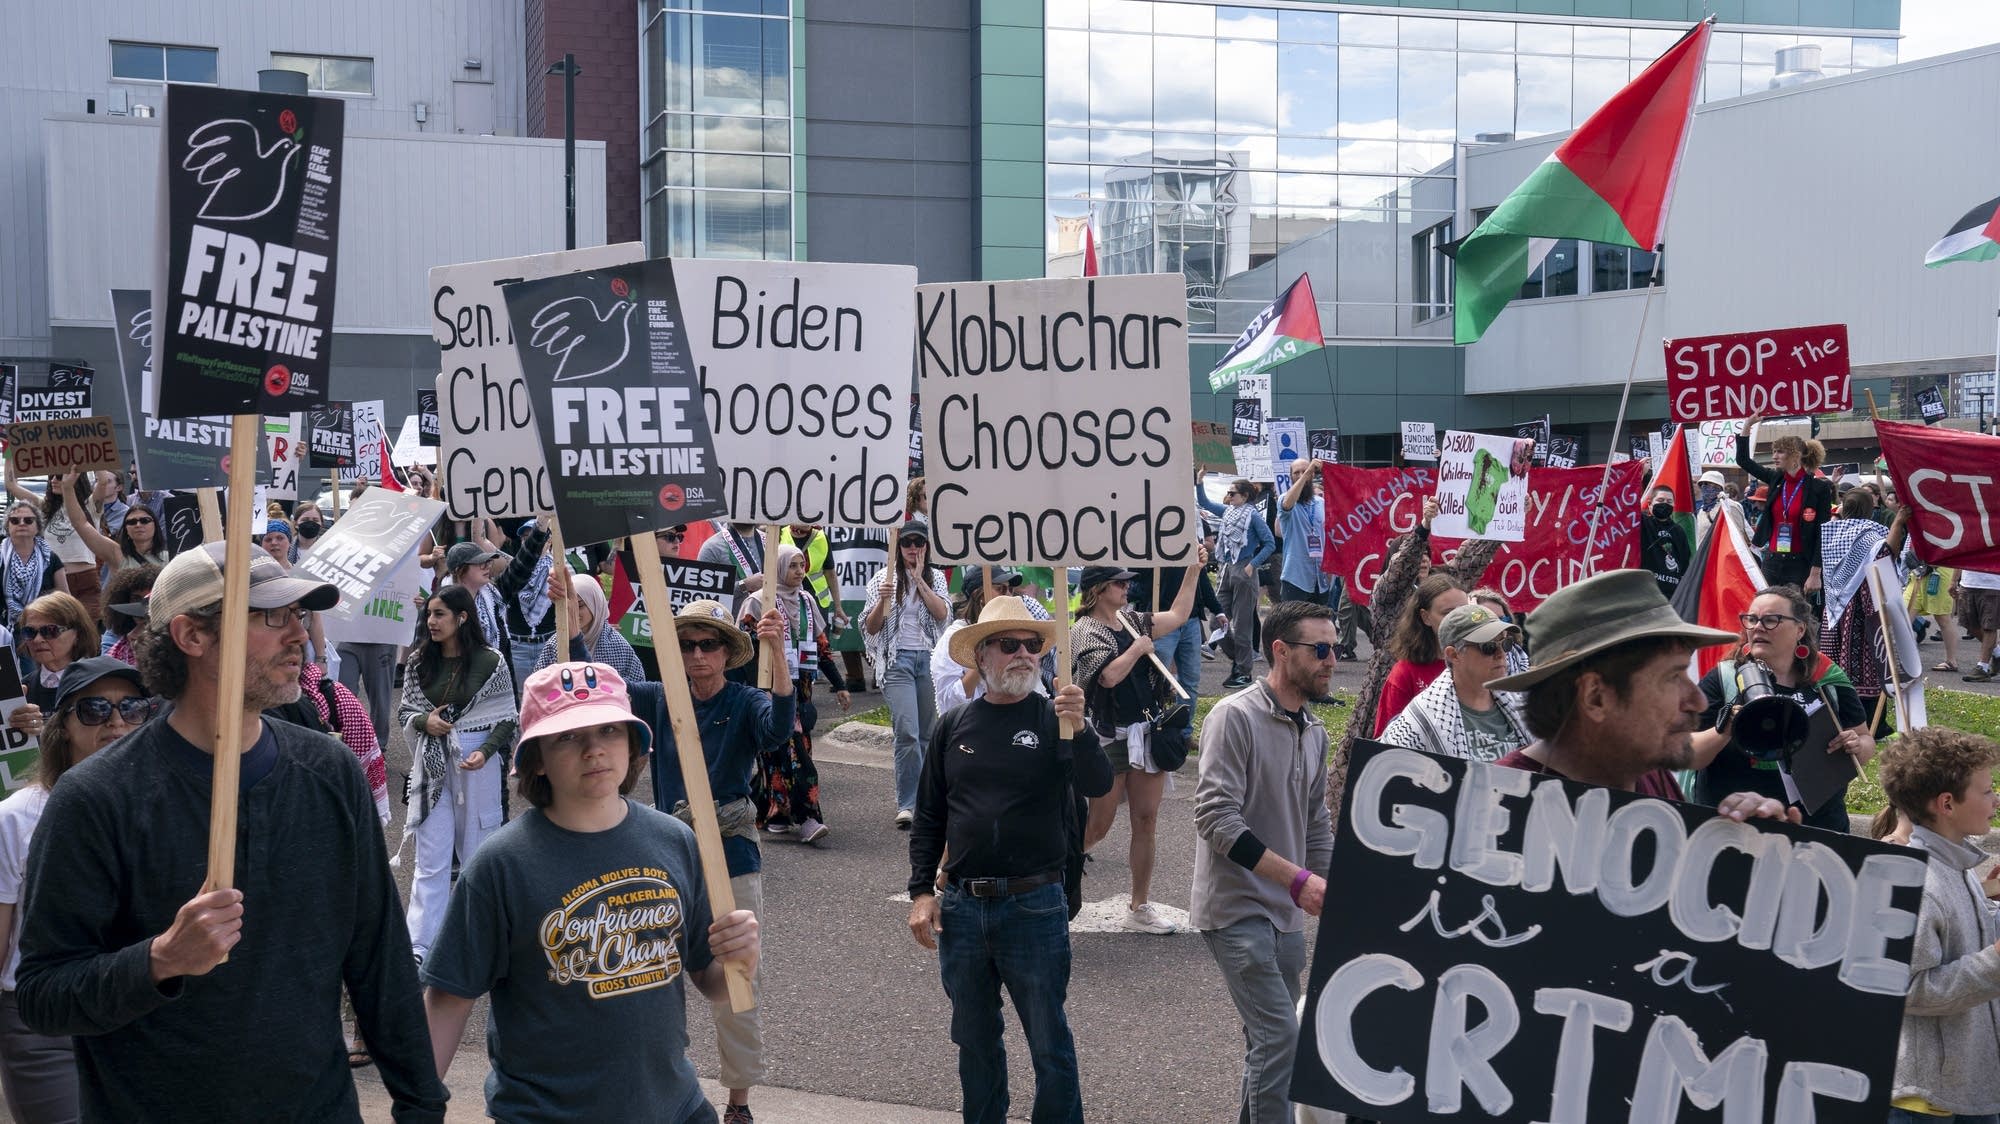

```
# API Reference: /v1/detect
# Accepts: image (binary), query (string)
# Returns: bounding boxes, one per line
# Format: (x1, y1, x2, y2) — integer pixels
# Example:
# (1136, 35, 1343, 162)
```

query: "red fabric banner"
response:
(1319, 461, 1647, 612)
(1877, 420, 2000, 573)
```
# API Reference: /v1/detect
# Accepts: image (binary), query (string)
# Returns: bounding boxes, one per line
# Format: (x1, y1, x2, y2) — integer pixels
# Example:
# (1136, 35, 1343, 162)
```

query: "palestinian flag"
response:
(1207, 275, 1325, 392)
(1454, 20, 1711, 344)
(1650, 423, 1697, 546)
(1082, 225, 1099, 277)
(1924, 195, 2000, 267)
(1671, 497, 1764, 678)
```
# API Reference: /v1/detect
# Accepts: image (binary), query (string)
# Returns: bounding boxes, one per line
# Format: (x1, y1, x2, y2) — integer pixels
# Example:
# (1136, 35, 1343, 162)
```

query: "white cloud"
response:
(1898, 0, 2000, 62)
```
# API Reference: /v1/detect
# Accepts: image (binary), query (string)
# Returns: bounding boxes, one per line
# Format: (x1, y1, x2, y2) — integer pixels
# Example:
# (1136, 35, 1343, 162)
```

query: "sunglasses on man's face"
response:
(657, 530, 685, 542)
(680, 637, 730, 654)
(1281, 638, 1336, 661)
(73, 695, 158, 727)
(984, 635, 1045, 655)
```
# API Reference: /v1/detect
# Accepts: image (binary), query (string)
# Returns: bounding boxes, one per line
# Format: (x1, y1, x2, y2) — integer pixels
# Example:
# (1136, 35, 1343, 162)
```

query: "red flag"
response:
(1877, 420, 2000, 572)
(1650, 424, 1697, 545)
(378, 441, 403, 492)
(608, 555, 637, 627)
(1082, 226, 1098, 277)
(1678, 508, 1764, 678)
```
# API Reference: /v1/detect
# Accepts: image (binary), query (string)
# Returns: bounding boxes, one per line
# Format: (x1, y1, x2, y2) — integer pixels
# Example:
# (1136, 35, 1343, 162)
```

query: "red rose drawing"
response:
(610, 277, 630, 299)
(658, 483, 685, 511)
(278, 109, 298, 135)
(219, 454, 231, 473)
(264, 365, 292, 396)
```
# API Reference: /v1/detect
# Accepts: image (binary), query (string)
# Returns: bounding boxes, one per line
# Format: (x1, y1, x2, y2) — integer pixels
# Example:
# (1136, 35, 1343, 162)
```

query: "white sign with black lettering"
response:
(339, 399, 385, 483)
(429, 244, 644, 521)
(670, 260, 916, 528)
(915, 274, 1197, 566)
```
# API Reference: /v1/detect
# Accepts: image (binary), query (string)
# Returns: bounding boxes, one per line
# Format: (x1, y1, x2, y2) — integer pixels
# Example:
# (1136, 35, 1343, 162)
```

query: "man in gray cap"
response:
(13, 543, 447, 1122)
(1484, 568, 1799, 822)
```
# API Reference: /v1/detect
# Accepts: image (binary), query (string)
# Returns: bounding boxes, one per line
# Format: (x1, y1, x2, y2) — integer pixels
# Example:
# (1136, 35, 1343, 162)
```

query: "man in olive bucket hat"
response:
(1482, 569, 1800, 822)
(638, 597, 791, 1124)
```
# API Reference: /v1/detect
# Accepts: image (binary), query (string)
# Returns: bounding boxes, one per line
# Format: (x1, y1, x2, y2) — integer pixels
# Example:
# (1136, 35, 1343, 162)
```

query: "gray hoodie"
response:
(1893, 824, 2000, 1116)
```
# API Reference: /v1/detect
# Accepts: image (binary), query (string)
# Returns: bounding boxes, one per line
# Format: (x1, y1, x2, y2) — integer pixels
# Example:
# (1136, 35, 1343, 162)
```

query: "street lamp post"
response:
(546, 54, 582, 250)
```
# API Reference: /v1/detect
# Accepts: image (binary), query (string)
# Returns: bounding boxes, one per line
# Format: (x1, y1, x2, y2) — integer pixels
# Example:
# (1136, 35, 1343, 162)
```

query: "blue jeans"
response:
(882, 649, 935, 812)
(938, 881, 1083, 1124)
(1203, 917, 1308, 1124)
(1149, 617, 1202, 732)
(1889, 1114, 1999, 1124)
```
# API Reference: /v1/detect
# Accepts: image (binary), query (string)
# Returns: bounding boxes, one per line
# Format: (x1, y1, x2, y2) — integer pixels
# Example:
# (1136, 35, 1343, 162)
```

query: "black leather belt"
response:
(950, 869, 1063, 899)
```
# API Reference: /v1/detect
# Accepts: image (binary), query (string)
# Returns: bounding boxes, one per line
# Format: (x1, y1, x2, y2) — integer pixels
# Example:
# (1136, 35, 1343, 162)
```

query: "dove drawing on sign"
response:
(528, 294, 636, 383)
(183, 118, 304, 223)
(127, 305, 152, 352)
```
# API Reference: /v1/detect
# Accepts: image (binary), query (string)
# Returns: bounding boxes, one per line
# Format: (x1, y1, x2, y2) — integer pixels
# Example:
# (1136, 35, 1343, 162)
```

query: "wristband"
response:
(1289, 868, 1313, 904)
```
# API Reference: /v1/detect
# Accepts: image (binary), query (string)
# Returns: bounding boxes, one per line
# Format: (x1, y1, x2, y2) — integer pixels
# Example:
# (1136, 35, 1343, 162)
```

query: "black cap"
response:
(1079, 566, 1138, 590)
(960, 566, 1022, 595)
(54, 657, 146, 711)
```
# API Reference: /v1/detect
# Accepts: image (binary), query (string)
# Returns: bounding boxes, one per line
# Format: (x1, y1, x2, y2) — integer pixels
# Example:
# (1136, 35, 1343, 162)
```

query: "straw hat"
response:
(948, 596, 1062, 672)
(674, 598, 754, 669)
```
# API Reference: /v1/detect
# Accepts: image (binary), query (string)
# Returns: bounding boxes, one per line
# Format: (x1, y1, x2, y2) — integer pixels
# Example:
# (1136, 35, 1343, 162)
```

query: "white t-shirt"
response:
(0, 784, 50, 990)
(1962, 569, 2000, 591)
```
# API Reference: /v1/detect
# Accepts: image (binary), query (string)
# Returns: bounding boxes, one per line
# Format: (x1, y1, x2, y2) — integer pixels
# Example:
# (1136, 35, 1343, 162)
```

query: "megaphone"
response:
(1732, 660, 1809, 755)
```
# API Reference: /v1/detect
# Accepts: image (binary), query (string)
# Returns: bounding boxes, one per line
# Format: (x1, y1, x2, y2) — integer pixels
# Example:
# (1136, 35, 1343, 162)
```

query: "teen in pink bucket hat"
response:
(421, 660, 760, 1124)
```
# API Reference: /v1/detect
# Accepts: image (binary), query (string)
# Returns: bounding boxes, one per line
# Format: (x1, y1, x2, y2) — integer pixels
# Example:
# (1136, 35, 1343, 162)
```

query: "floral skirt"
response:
(755, 679, 823, 827)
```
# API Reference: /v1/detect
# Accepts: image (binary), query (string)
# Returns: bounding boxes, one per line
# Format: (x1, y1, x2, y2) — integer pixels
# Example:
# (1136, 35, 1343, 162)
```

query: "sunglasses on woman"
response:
(984, 635, 1045, 655)
(680, 637, 730, 654)
(1459, 640, 1507, 657)
(124, 516, 154, 527)
(899, 537, 926, 549)
(73, 695, 159, 727)
(19, 625, 71, 641)
(7, 516, 35, 527)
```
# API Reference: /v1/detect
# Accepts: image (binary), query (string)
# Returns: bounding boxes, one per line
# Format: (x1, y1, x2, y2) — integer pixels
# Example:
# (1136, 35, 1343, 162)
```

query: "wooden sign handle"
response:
(197, 488, 222, 543)
(203, 414, 263, 904)
(633, 532, 755, 1012)
(756, 525, 784, 690)
(1052, 567, 1073, 741)
(1117, 611, 1190, 700)
(548, 522, 571, 661)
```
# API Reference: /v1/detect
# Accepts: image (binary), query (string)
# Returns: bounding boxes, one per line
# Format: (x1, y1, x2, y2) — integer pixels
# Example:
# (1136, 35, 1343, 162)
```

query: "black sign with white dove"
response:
(153, 84, 344, 419)
(500, 258, 728, 546)
(110, 288, 266, 489)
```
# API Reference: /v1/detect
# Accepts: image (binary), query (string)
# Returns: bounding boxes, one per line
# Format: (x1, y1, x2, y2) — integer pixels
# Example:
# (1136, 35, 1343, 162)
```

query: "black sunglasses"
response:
(1280, 638, 1336, 660)
(680, 637, 730, 654)
(19, 625, 72, 641)
(984, 635, 1045, 655)
(7, 516, 36, 526)
(124, 516, 154, 526)
(73, 695, 158, 727)
(1458, 640, 1507, 657)
(899, 537, 926, 548)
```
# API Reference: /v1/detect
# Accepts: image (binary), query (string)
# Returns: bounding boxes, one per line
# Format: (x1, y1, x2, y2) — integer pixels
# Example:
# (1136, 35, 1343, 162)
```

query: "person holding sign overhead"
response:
(1277, 458, 1339, 613)
(863, 517, 951, 829)
(13, 542, 447, 1122)
(1737, 413, 1833, 594)
(532, 565, 647, 687)
(56, 473, 168, 575)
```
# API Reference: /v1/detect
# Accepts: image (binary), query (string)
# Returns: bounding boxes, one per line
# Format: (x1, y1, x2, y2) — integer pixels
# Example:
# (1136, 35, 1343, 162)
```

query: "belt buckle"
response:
(962, 877, 1000, 898)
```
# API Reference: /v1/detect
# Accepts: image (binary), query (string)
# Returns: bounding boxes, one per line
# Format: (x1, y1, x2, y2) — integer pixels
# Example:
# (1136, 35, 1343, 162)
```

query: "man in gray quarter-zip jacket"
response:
(1880, 727, 2000, 1123)
(1191, 600, 1337, 1124)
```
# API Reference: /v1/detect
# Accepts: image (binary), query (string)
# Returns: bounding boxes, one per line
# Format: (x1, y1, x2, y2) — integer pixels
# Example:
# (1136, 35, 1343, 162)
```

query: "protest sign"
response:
(1434, 430, 1531, 542)
(501, 258, 729, 547)
(1666, 323, 1851, 423)
(1627, 435, 1650, 461)
(17, 385, 93, 422)
(907, 394, 923, 475)
(431, 243, 644, 521)
(6, 417, 120, 477)
(295, 490, 447, 623)
(48, 365, 93, 393)
(1319, 462, 1645, 612)
(1917, 386, 1946, 421)
(1877, 419, 2000, 572)
(1291, 740, 1922, 1123)
(914, 274, 1198, 566)
(0, 365, 13, 428)
(1231, 398, 1263, 441)
(161, 492, 206, 555)
(827, 525, 887, 656)
(390, 416, 436, 467)
(1512, 415, 1550, 467)
(1401, 421, 1436, 461)
(265, 413, 303, 501)
(417, 388, 440, 446)
(339, 399, 385, 483)
(318, 546, 429, 647)
(0, 660, 37, 795)
(153, 85, 342, 419)
(615, 558, 737, 648)
(308, 402, 354, 467)
(670, 259, 915, 528)
(1234, 445, 1271, 480)
(1192, 420, 1234, 475)
(1309, 428, 1340, 466)
(1544, 433, 1581, 470)
(1692, 419, 1750, 469)
(111, 288, 266, 490)
(1267, 416, 1307, 488)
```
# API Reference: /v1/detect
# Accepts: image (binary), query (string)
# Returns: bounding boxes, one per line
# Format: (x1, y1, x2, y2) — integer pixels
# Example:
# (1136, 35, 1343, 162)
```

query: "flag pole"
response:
(1579, 252, 1667, 572)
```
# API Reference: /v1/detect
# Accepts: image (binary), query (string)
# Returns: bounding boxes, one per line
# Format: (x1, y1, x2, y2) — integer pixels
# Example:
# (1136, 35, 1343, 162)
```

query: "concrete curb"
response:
(817, 719, 895, 769)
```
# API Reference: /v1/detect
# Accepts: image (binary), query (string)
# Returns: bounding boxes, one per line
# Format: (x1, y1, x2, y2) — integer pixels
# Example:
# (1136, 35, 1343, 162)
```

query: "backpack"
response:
(936, 700, 1086, 920)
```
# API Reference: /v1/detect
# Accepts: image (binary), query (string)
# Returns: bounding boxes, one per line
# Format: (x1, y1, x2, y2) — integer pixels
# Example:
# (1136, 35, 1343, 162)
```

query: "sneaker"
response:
(1222, 674, 1252, 688)
(1965, 665, 1996, 683)
(895, 808, 914, 829)
(1122, 903, 1178, 935)
(1200, 645, 1218, 662)
(798, 818, 830, 845)
(761, 822, 795, 835)
(723, 1106, 754, 1124)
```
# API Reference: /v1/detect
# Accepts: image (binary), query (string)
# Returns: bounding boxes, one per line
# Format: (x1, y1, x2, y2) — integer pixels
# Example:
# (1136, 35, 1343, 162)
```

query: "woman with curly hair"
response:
(1737, 414, 1835, 594)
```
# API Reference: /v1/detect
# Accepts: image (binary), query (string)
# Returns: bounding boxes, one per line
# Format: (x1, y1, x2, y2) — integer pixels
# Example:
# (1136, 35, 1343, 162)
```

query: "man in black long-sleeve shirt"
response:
(907, 598, 1112, 1124)
(15, 542, 447, 1122)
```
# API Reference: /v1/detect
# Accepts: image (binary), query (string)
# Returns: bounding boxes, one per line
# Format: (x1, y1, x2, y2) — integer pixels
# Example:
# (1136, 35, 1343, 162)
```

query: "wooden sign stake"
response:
(1117, 610, 1190, 700)
(203, 414, 263, 902)
(1052, 567, 1073, 740)
(633, 531, 756, 1012)
(549, 522, 572, 660)
(197, 488, 223, 543)
(756, 525, 784, 690)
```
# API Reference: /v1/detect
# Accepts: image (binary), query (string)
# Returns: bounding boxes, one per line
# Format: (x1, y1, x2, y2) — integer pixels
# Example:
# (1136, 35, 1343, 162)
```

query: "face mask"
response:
(1651, 503, 1673, 520)
(296, 521, 323, 539)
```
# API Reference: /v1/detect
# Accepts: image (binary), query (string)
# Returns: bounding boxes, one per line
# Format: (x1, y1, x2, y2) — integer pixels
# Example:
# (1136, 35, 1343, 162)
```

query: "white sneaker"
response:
(1121, 902, 1178, 935)
(895, 808, 914, 829)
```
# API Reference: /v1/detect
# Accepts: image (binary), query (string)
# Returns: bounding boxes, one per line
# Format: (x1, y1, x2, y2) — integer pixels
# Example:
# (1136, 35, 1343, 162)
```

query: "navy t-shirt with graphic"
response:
(423, 800, 715, 1124)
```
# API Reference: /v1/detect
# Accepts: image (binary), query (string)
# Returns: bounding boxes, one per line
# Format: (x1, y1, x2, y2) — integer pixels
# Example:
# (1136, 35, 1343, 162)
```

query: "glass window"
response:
(1629, 29, 1679, 61)
(1517, 23, 1570, 56)
(1704, 63, 1741, 101)
(1541, 239, 1579, 297)
(1459, 20, 1514, 52)
(1215, 7, 1277, 40)
(270, 52, 375, 96)
(1338, 46, 1397, 139)
(1089, 0, 1149, 33)
(167, 46, 220, 85)
(1399, 142, 1451, 176)
(1814, 38, 1853, 68)
(1592, 243, 1632, 292)
(1047, 126, 1090, 163)
(1413, 217, 1454, 321)
(1709, 31, 1743, 63)
(1742, 64, 1774, 92)
(1573, 25, 1629, 59)
(1048, 31, 1088, 126)
(1516, 55, 1571, 138)
(1742, 33, 1796, 67)
(1277, 43, 1338, 136)
(1337, 139, 1397, 173)
(1046, 0, 1086, 28)
(1278, 136, 1340, 169)
(1398, 48, 1455, 140)
(1217, 39, 1277, 132)
(1572, 58, 1630, 124)
(1400, 17, 1455, 50)
(1048, 163, 1090, 200)
(1090, 33, 1153, 128)
(1157, 35, 1215, 133)
(113, 41, 216, 84)
(1339, 13, 1397, 46)
(1631, 245, 1662, 286)
(1853, 37, 1897, 68)
(1155, 4, 1213, 37)
(1278, 9, 1339, 44)
(1457, 52, 1514, 141)
(1091, 129, 1152, 163)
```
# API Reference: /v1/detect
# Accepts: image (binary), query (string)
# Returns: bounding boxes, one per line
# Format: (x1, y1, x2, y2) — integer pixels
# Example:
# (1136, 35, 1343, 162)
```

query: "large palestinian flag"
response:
(1924, 195, 2000, 267)
(1206, 275, 1324, 392)
(1670, 501, 1764, 678)
(1454, 20, 1711, 344)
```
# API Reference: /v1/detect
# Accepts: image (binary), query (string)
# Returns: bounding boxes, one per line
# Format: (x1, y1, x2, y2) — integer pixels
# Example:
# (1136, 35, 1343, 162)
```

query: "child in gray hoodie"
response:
(1880, 726, 2000, 1123)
